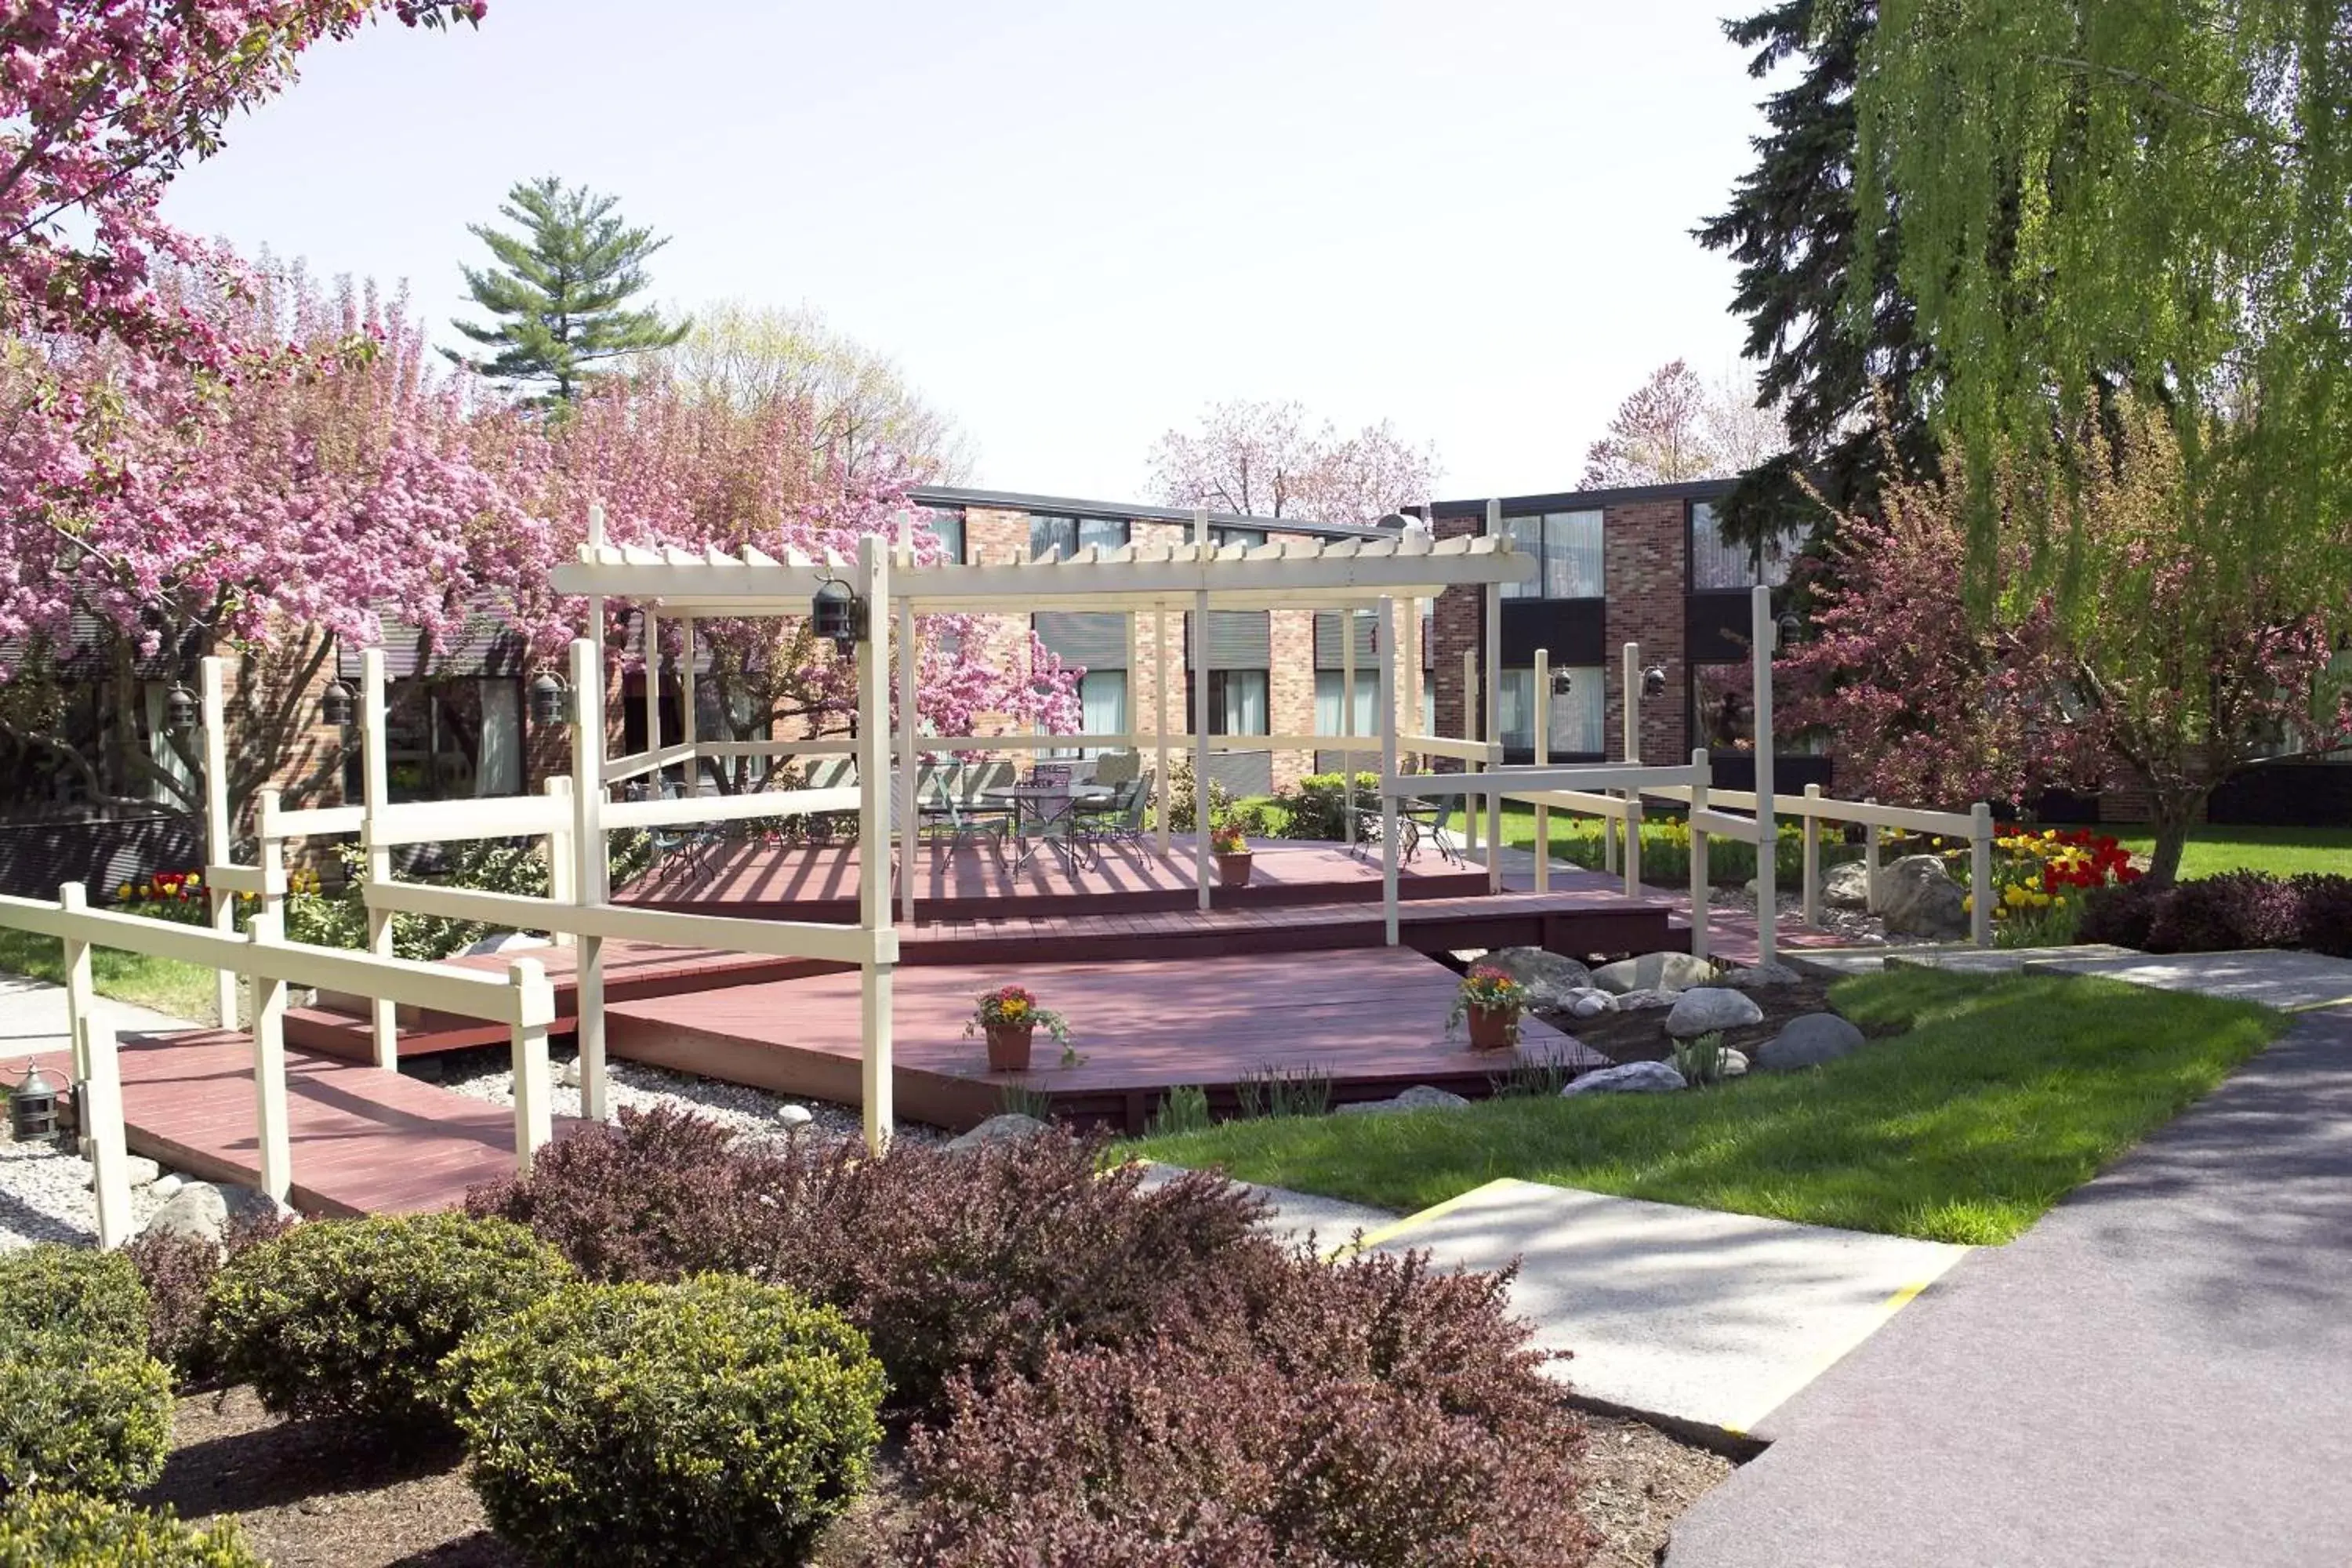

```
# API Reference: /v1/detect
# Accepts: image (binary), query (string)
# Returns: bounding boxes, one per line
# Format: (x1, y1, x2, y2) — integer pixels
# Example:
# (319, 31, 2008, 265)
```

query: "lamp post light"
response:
(1775, 612, 1804, 654)
(1641, 664, 1668, 700)
(9, 1064, 60, 1142)
(319, 678, 358, 731)
(162, 683, 200, 737)
(811, 577, 867, 659)
(529, 671, 573, 728)
(1549, 666, 1574, 697)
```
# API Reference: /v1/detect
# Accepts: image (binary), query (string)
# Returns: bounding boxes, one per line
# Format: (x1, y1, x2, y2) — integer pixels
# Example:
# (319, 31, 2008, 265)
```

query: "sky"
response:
(162, 1, 1782, 506)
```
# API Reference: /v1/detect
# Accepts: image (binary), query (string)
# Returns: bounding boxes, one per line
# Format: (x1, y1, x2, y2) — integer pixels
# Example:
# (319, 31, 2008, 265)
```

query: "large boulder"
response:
(1878, 854, 1969, 939)
(1338, 1084, 1472, 1116)
(947, 1113, 1053, 1151)
(1476, 948, 1594, 1011)
(136, 1179, 289, 1247)
(85, 1156, 162, 1191)
(1719, 960, 1804, 992)
(1611, 988, 1676, 1011)
(1590, 952, 1721, 996)
(1664, 987, 1767, 1039)
(1562, 1061, 1686, 1095)
(1822, 860, 1873, 909)
(1755, 1012, 1870, 1072)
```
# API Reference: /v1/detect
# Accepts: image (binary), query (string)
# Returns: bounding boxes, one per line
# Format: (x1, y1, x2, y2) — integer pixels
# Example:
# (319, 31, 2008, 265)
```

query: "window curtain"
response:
(476, 680, 521, 796)
(1501, 516, 1544, 600)
(1219, 671, 1269, 735)
(1545, 511, 1604, 597)
(142, 684, 196, 805)
(1496, 669, 1534, 751)
(1081, 670, 1127, 736)
(1314, 671, 1379, 737)
(1548, 666, 1606, 753)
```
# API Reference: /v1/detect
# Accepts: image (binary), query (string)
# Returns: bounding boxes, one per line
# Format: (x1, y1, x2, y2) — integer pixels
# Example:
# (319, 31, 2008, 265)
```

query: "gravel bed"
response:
(0, 1136, 173, 1250)
(427, 1047, 946, 1149)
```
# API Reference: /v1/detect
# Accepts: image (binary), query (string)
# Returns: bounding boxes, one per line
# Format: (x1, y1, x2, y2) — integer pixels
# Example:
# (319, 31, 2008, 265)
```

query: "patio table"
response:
(980, 781, 1112, 872)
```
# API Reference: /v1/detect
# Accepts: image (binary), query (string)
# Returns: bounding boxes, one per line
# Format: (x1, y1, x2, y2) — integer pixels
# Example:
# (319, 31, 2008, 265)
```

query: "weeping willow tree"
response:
(1846, 0, 2352, 606)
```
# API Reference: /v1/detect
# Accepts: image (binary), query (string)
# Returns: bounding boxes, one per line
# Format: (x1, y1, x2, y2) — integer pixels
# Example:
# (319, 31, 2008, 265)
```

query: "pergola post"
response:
(1341, 605, 1358, 846)
(1751, 585, 1777, 969)
(642, 606, 660, 768)
(1689, 748, 1712, 965)
(1619, 640, 1642, 877)
(1532, 647, 1550, 893)
(896, 514, 919, 926)
(1461, 647, 1479, 858)
(360, 649, 397, 1069)
(1192, 507, 1210, 912)
(198, 656, 237, 1029)
(680, 618, 696, 789)
(568, 636, 609, 1122)
(247, 910, 291, 1203)
(1404, 590, 1425, 768)
(1379, 594, 1400, 946)
(1483, 499, 1504, 892)
(543, 776, 573, 947)
(507, 958, 554, 1177)
(1153, 608, 1172, 855)
(856, 535, 896, 1152)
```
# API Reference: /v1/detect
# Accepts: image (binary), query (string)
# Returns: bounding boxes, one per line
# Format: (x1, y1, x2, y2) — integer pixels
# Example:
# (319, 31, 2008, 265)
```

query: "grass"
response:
(0, 925, 219, 1022)
(1126, 969, 2285, 1245)
(2104, 825, 2352, 880)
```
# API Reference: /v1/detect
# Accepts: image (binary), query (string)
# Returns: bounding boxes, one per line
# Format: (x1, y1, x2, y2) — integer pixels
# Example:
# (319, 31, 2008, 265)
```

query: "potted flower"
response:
(965, 984, 1071, 1073)
(1210, 823, 1253, 887)
(1447, 965, 1528, 1051)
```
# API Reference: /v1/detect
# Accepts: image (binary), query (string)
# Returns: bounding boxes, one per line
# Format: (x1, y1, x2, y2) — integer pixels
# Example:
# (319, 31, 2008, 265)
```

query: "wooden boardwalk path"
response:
(606, 946, 1607, 1133)
(0, 1031, 554, 1218)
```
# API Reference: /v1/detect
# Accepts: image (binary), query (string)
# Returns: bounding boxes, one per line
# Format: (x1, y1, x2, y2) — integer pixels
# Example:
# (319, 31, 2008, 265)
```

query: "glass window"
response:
(1500, 511, 1603, 599)
(924, 508, 965, 563)
(1190, 670, 1269, 735)
(1314, 670, 1380, 738)
(1211, 524, 1268, 549)
(1080, 517, 1129, 553)
(1049, 670, 1129, 759)
(1031, 515, 1130, 559)
(1498, 666, 1606, 753)
(1691, 502, 1801, 590)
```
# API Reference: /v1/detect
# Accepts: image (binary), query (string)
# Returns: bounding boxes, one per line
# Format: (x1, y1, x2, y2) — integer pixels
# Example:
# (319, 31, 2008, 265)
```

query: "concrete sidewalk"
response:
(0, 972, 199, 1057)
(1666, 1004, 2352, 1568)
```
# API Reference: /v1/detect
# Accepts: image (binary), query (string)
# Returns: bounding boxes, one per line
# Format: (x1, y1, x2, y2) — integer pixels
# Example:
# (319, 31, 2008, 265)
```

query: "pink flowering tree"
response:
(533, 373, 1078, 789)
(1781, 408, 2350, 884)
(0, 263, 546, 829)
(1146, 399, 1440, 525)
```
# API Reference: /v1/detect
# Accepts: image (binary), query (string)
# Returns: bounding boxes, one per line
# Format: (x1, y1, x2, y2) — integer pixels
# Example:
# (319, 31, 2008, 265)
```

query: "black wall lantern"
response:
(529, 671, 572, 728)
(1549, 667, 1575, 696)
(1775, 612, 1804, 654)
(10, 1063, 60, 1142)
(1641, 665, 1668, 700)
(319, 678, 357, 731)
(162, 684, 200, 737)
(811, 577, 867, 659)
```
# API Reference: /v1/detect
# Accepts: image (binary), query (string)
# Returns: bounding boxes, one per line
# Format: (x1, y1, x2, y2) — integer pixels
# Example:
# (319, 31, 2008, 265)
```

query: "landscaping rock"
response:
(1664, 987, 1766, 1039)
(947, 1113, 1053, 1151)
(1592, 953, 1722, 995)
(558, 1059, 582, 1088)
(1570, 992, 1612, 1019)
(1720, 1047, 1751, 1077)
(148, 1173, 185, 1200)
(1879, 854, 1969, 939)
(1756, 1011, 1870, 1072)
(1338, 1084, 1472, 1116)
(1613, 988, 1676, 1011)
(137, 1181, 229, 1247)
(1721, 960, 1804, 991)
(775, 1103, 815, 1129)
(1563, 1061, 1686, 1095)
(1478, 948, 1594, 1011)
(85, 1156, 161, 1191)
(1823, 860, 1873, 909)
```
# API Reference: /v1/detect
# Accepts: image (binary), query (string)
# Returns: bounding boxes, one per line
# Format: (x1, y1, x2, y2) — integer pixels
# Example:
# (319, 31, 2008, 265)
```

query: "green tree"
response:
(1697, 0, 1935, 551)
(1848, 0, 2352, 602)
(448, 176, 688, 405)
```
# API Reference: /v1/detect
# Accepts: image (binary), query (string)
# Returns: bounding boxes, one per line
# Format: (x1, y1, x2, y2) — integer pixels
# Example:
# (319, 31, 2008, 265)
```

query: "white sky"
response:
(162, 0, 1780, 504)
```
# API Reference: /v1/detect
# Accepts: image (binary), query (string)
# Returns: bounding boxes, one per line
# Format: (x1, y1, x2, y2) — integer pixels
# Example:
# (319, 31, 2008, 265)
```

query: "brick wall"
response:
(1599, 499, 1689, 764)
(1428, 514, 1482, 768)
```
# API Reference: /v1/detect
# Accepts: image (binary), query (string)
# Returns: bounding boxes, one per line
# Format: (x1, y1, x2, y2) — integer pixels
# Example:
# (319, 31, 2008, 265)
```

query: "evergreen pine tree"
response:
(448, 176, 689, 405)
(1695, 1, 1933, 546)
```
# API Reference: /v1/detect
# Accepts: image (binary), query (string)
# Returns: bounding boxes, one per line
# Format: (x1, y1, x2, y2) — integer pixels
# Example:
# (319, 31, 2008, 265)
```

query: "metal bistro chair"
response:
(1401, 789, 1468, 866)
(637, 780, 723, 884)
(1014, 762, 1088, 870)
(939, 759, 1018, 852)
(1074, 768, 1152, 853)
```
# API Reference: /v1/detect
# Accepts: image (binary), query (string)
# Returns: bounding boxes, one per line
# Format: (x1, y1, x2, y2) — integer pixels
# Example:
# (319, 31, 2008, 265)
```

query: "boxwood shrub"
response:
(205, 1213, 572, 1436)
(0, 1492, 263, 1568)
(446, 1274, 886, 1567)
(0, 1247, 149, 1355)
(0, 1334, 172, 1501)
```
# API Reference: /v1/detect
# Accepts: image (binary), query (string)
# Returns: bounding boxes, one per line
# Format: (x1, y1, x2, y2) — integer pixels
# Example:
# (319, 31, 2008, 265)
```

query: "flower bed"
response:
(1956, 826, 2142, 947)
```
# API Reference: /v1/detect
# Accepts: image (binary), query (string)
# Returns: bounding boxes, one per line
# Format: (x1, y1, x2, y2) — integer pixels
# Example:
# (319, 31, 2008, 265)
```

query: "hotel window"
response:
(1033, 612, 1128, 757)
(1194, 670, 1269, 735)
(1030, 514, 1131, 561)
(1496, 666, 1607, 754)
(1211, 524, 1269, 549)
(1184, 609, 1272, 736)
(923, 507, 965, 564)
(1690, 502, 1802, 590)
(1500, 510, 1604, 600)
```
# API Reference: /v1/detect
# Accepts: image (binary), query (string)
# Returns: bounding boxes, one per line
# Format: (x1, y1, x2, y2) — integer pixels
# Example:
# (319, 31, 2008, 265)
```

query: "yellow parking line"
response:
(1733, 1269, 1956, 1434)
(1327, 1176, 1522, 1258)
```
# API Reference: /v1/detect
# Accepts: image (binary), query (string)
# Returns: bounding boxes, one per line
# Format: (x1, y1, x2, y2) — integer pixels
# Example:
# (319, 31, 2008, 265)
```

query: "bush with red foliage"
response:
(2077, 879, 2169, 949)
(891, 1247, 1595, 1567)
(123, 1207, 295, 1380)
(2144, 870, 2307, 953)
(2291, 873, 2352, 958)
(469, 1113, 1272, 1414)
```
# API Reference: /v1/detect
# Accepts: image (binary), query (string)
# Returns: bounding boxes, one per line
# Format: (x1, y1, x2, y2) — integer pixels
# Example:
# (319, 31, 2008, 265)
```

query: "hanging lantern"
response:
(9, 1064, 60, 1142)
(811, 578, 866, 659)
(1775, 612, 1804, 654)
(319, 678, 357, 731)
(1549, 667, 1574, 697)
(162, 684, 200, 737)
(529, 671, 572, 728)
(1642, 665, 1668, 699)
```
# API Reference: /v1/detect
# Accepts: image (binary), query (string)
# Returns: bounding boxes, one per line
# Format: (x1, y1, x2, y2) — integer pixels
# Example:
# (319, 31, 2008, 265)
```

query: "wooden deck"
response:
(616, 839, 1488, 920)
(604, 947, 1607, 1134)
(0, 1033, 559, 1218)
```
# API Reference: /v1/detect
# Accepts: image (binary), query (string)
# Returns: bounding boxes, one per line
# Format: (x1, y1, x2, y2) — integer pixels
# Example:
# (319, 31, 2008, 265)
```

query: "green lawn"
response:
(1126, 969, 2283, 1245)
(2105, 825, 2352, 880)
(0, 926, 219, 1022)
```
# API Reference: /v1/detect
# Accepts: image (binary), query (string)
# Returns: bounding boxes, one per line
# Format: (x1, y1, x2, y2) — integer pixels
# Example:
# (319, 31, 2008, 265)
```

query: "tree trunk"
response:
(2143, 789, 2209, 887)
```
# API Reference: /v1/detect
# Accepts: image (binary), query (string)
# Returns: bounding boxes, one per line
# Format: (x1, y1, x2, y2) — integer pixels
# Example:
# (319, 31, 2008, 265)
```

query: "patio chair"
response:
(939, 759, 1018, 851)
(800, 756, 857, 840)
(1013, 763, 1090, 870)
(1401, 792, 1467, 866)
(637, 782, 724, 884)
(1074, 770, 1152, 851)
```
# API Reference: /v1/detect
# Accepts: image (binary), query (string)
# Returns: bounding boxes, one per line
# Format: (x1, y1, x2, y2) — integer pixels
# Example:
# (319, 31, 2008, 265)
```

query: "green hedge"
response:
(0, 1248, 149, 1355)
(205, 1214, 572, 1436)
(448, 1275, 886, 1566)
(0, 1492, 263, 1568)
(0, 1334, 172, 1501)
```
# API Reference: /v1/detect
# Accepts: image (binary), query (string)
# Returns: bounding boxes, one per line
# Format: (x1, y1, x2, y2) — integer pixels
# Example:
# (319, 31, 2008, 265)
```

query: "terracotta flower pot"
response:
(1465, 1004, 1521, 1051)
(984, 1022, 1036, 1073)
(1216, 851, 1254, 888)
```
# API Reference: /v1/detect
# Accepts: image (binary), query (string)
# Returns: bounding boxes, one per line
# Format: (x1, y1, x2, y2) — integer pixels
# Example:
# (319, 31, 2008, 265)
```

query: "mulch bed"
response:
(139, 1388, 1733, 1566)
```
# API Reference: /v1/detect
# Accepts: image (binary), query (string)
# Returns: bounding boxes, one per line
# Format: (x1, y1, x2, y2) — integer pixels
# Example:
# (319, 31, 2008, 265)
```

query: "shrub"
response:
(0, 1335, 172, 1500)
(2145, 871, 2303, 953)
(1270, 771, 1381, 841)
(470, 1117, 1272, 1417)
(464, 1105, 787, 1283)
(0, 1247, 149, 1355)
(2292, 873, 2352, 958)
(205, 1213, 572, 1435)
(895, 1248, 1595, 1568)
(125, 1208, 296, 1380)
(447, 1275, 885, 1567)
(0, 1491, 262, 1567)
(2077, 878, 2168, 949)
